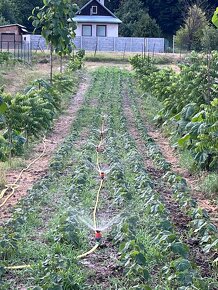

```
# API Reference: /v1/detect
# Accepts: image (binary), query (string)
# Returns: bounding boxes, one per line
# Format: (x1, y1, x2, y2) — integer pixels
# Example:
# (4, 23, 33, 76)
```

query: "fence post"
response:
(173, 35, 175, 54)
(21, 42, 23, 61)
(146, 38, 149, 56)
(30, 42, 32, 64)
(27, 42, 30, 63)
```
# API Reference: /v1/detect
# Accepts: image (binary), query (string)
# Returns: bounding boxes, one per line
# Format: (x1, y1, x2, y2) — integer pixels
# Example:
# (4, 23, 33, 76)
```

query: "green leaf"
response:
(0, 102, 7, 114)
(178, 134, 190, 146)
(171, 242, 189, 258)
(212, 8, 218, 28)
(143, 269, 150, 281)
(173, 258, 192, 271)
(135, 253, 146, 266)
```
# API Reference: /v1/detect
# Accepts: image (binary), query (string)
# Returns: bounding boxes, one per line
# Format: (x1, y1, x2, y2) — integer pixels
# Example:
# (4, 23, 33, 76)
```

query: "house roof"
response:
(73, 15, 122, 24)
(0, 24, 28, 33)
(75, 0, 122, 23)
(0, 24, 26, 29)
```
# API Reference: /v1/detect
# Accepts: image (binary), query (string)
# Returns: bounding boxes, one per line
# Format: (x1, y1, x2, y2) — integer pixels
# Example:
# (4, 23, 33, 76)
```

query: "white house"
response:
(73, 0, 122, 37)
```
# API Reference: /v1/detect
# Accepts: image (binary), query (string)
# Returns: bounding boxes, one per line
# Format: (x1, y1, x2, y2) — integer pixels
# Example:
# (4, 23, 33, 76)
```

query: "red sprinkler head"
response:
(95, 230, 102, 242)
(100, 172, 105, 179)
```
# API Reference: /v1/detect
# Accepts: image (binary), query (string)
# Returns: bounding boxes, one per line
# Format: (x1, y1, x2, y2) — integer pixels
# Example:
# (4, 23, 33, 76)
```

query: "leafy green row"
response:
(130, 53, 218, 170)
(92, 68, 216, 289)
(0, 69, 107, 289)
(0, 73, 77, 162)
(125, 81, 218, 267)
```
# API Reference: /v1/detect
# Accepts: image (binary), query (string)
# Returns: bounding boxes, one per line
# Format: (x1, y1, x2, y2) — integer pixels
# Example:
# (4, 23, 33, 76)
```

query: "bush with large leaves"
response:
(0, 78, 63, 161)
(131, 52, 218, 169)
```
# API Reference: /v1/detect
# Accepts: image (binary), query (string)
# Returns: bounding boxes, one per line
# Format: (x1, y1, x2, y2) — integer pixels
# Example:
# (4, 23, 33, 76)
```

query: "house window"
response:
(96, 25, 106, 37)
(82, 25, 92, 36)
(91, 6, 97, 14)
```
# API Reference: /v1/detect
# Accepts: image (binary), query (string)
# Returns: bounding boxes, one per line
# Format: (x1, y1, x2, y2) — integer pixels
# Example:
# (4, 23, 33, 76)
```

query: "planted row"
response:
(123, 78, 218, 268)
(130, 53, 218, 170)
(0, 73, 76, 162)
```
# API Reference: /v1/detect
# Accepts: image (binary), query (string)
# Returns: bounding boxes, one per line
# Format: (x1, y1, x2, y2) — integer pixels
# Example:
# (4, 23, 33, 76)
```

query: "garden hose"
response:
(77, 243, 99, 259)
(5, 265, 31, 270)
(77, 119, 106, 259)
(93, 179, 104, 231)
(0, 137, 47, 209)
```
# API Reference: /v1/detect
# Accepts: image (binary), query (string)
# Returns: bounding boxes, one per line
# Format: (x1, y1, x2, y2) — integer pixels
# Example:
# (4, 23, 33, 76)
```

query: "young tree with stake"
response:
(30, 0, 78, 82)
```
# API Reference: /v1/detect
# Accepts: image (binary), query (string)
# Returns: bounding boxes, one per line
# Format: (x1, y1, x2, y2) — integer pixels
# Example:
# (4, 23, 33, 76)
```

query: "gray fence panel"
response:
(30, 35, 166, 53)
(30, 35, 48, 50)
(73, 37, 81, 49)
(98, 37, 115, 51)
(146, 38, 165, 53)
(131, 38, 145, 53)
(115, 37, 131, 52)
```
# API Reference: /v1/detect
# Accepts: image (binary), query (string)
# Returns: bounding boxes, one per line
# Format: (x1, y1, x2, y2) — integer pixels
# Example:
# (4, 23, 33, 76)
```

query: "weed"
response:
(179, 150, 199, 174)
(199, 173, 218, 196)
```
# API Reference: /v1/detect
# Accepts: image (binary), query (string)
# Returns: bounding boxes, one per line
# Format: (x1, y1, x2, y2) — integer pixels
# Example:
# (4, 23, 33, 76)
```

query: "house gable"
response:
(78, 0, 112, 17)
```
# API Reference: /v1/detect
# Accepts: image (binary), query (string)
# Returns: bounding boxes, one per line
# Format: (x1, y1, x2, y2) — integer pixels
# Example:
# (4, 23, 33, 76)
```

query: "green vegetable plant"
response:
(131, 52, 218, 170)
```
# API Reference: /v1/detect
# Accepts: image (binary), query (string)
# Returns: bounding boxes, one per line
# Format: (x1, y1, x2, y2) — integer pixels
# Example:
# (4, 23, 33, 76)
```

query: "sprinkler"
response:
(96, 146, 101, 153)
(95, 230, 102, 242)
(100, 171, 105, 179)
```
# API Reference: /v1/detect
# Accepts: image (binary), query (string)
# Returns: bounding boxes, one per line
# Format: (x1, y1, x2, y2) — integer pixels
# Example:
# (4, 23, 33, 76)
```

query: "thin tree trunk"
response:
(50, 44, 53, 84)
(206, 52, 212, 104)
(8, 127, 12, 166)
(60, 55, 63, 73)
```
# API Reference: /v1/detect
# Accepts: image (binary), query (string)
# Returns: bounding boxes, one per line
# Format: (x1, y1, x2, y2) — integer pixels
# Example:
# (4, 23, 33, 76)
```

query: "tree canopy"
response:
(0, 0, 217, 37)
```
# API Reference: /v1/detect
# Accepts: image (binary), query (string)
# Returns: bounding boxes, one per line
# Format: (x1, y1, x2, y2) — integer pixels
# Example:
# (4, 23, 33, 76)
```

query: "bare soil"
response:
(0, 75, 89, 224)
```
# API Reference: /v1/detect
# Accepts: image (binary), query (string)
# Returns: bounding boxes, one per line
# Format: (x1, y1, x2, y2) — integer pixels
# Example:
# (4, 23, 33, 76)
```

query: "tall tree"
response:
(0, 0, 17, 24)
(175, 4, 208, 50)
(116, 0, 142, 36)
(133, 13, 161, 37)
(0, 14, 9, 25)
(142, 0, 183, 36)
(13, 0, 43, 30)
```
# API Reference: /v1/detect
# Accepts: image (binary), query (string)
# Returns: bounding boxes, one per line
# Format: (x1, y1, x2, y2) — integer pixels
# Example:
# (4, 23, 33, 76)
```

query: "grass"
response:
(0, 158, 27, 189)
(0, 51, 68, 94)
(178, 150, 198, 174)
(84, 51, 176, 65)
(0, 167, 6, 188)
(199, 173, 218, 197)
(85, 52, 130, 63)
(139, 92, 162, 123)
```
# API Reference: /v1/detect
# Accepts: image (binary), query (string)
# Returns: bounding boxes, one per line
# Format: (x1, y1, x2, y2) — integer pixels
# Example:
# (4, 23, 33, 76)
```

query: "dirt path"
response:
(122, 93, 214, 278)
(0, 74, 90, 224)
